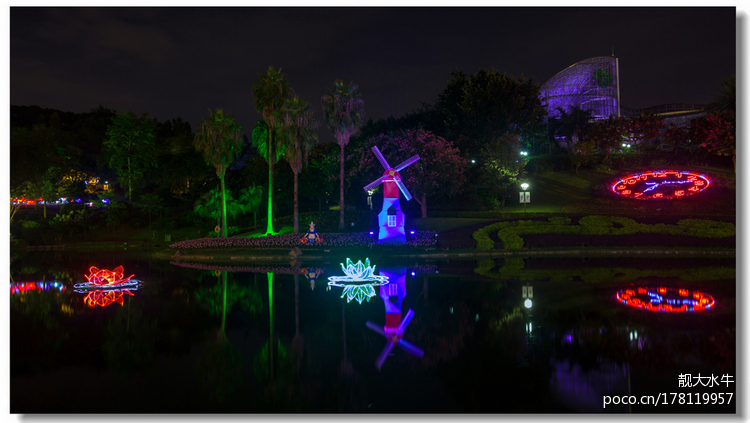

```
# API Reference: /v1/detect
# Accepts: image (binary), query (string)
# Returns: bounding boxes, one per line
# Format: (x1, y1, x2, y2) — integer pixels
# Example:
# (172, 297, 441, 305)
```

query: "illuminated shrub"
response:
(473, 216, 735, 250)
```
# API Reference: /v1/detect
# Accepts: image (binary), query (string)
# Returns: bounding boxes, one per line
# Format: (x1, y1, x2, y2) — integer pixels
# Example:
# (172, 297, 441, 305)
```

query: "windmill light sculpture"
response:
(363, 146, 420, 243)
(366, 309, 424, 370)
(365, 267, 424, 369)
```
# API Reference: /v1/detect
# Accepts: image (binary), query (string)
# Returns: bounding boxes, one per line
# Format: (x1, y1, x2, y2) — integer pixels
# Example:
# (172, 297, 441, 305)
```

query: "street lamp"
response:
(520, 183, 529, 213)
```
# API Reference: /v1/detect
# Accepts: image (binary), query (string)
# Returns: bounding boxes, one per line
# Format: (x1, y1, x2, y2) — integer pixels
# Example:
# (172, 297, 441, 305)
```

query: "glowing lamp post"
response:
(520, 183, 530, 213)
(367, 189, 374, 210)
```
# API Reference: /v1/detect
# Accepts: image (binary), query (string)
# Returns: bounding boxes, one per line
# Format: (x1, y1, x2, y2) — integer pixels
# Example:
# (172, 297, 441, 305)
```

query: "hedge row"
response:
(473, 216, 736, 250)
(474, 257, 735, 283)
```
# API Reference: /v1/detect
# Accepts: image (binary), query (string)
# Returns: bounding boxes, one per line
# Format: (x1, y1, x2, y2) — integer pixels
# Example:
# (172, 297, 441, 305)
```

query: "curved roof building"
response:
(541, 56, 620, 120)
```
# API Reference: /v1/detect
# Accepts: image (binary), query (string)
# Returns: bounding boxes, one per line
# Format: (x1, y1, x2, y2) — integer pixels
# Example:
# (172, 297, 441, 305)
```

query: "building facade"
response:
(540, 56, 621, 121)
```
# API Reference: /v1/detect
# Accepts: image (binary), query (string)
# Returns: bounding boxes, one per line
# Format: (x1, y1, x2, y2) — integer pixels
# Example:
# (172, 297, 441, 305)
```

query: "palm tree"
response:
(322, 80, 365, 230)
(552, 106, 594, 152)
(708, 74, 735, 112)
(252, 66, 294, 235)
(278, 96, 319, 234)
(194, 108, 242, 238)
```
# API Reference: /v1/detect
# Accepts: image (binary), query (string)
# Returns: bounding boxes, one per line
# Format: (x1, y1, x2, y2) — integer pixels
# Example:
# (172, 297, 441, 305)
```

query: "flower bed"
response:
(169, 230, 438, 250)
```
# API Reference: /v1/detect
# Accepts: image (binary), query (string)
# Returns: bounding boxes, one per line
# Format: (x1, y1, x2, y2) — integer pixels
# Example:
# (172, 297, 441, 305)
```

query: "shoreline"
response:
(153, 246, 736, 264)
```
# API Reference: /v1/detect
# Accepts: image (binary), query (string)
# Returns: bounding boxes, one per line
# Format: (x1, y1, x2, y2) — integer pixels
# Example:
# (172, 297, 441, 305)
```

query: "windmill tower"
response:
(363, 146, 420, 243)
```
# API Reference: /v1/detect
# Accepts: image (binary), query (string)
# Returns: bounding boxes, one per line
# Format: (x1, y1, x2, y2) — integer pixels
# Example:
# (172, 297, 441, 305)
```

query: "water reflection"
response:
(616, 286, 715, 312)
(366, 266, 424, 369)
(81, 289, 135, 307)
(11, 281, 66, 294)
(9, 253, 735, 413)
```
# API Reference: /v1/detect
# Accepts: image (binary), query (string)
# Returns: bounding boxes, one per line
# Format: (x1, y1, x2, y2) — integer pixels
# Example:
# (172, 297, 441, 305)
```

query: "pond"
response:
(10, 251, 736, 413)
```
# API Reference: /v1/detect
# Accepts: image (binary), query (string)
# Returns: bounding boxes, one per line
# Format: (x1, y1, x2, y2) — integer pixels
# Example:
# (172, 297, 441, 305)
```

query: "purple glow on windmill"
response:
(363, 146, 420, 243)
(365, 267, 424, 369)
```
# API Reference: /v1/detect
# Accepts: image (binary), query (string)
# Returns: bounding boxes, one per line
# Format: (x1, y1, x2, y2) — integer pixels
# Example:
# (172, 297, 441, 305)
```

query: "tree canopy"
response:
(350, 129, 466, 218)
(194, 108, 243, 237)
(322, 80, 365, 229)
(426, 69, 547, 158)
(103, 111, 158, 202)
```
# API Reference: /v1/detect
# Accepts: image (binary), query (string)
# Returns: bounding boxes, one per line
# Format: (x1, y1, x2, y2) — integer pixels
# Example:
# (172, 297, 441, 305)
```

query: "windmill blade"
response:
(397, 339, 425, 358)
(394, 179, 413, 201)
(371, 146, 391, 170)
(394, 154, 420, 172)
(375, 341, 395, 369)
(363, 176, 385, 192)
(399, 309, 416, 331)
(366, 320, 386, 336)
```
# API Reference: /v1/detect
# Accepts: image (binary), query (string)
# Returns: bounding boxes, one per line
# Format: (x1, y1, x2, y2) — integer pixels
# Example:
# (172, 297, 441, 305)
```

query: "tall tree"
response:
(24, 166, 61, 218)
(278, 96, 319, 233)
(103, 111, 158, 203)
(194, 109, 243, 238)
(252, 66, 293, 235)
(322, 80, 365, 230)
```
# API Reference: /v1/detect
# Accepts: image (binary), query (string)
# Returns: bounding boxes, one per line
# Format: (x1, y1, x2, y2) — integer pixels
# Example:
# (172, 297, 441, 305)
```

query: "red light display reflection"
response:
(83, 289, 135, 307)
(616, 287, 714, 313)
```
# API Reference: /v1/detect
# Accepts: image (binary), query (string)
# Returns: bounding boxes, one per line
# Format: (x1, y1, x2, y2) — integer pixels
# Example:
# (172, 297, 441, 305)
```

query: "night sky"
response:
(10, 7, 738, 143)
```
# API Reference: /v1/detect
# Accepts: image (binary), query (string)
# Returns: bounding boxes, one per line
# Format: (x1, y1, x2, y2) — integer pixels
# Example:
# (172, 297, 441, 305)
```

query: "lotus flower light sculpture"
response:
(328, 258, 389, 304)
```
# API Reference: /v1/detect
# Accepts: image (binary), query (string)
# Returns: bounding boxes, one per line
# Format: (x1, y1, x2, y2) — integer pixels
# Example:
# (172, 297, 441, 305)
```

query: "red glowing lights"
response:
(83, 289, 135, 307)
(616, 287, 714, 313)
(74, 265, 141, 307)
(611, 170, 710, 199)
(85, 265, 134, 286)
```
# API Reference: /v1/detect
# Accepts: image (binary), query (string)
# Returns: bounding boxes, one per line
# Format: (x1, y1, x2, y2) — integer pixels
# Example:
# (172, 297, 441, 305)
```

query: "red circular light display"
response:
(611, 170, 710, 199)
(616, 287, 714, 313)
